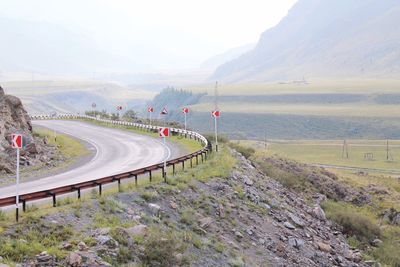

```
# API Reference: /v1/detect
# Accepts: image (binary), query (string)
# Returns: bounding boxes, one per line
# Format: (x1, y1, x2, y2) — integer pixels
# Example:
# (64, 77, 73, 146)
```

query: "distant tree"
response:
(111, 113, 119, 120)
(85, 110, 110, 119)
(123, 109, 138, 122)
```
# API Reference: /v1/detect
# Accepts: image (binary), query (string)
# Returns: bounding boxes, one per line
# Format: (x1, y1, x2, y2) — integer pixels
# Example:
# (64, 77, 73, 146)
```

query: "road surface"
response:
(0, 120, 179, 198)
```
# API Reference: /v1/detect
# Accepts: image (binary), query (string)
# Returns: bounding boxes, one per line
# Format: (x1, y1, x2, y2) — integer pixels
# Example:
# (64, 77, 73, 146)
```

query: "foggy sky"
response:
(0, 0, 297, 71)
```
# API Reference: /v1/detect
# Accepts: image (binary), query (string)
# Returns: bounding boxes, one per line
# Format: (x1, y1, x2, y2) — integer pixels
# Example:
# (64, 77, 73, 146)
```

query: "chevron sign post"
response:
(182, 107, 189, 130)
(212, 110, 220, 152)
(12, 134, 23, 222)
(160, 107, 168, 126)
(148, 107, 154, 125)
(159, 127, 169, 181)
(116, 106, 123, 120)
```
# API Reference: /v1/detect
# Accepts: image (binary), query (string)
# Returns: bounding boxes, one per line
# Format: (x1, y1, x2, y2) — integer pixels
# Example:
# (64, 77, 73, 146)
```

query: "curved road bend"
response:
(0, 120, 180, 199)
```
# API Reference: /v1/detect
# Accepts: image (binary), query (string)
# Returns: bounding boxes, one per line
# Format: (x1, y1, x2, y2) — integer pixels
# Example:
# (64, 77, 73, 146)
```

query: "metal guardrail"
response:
(0, 115, 212, 210)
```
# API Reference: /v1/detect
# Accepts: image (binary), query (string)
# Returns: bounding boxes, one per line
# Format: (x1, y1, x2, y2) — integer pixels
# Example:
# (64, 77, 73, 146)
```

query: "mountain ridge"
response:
(213, 0, 400, 82)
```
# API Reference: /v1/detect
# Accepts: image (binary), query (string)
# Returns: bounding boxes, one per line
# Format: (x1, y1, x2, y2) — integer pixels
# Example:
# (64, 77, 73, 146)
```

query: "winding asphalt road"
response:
(0, 120, 179, 199)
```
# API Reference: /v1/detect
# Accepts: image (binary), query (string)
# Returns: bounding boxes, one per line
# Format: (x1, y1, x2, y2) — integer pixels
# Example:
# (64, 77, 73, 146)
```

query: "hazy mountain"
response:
(0, 16, 143, 76)
(213, 0, 400, 82)
(200, 43, 255, 71)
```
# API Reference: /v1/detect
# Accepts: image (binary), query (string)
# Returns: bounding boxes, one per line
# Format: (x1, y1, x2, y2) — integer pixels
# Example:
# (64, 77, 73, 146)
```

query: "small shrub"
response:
(190, 233, 203, 249)
(110, 227, 130, 246)
(83, 236, 97, 247)
(117, 246, 134, 263)
(180, 208, 197, 226)
(322, 201, 380, 243)
(140, 227, 186, 267)
(214, 241, 225, 253)
(0, 210, 6, 221)
(229, 142, 255, 159)
(256, 159, 313, 192)
(372, 240, 400, 266)
(139, 191, 159, 202)
(233, 185, 245, 199)
(228, 257, 245, 267)
(203, 133, 229, 144)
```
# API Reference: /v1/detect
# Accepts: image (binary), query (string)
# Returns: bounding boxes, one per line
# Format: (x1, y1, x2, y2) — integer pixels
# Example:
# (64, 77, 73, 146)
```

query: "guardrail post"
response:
(118, 179, 121, 192)
(99, 184, 102, 196)
(52, 194, 56, 207)
(172, 164, 176, 175)
(22, 200, 26, 212)
(77, 188, 81, 199)
(134, 175, 138, 187)
(201, 153, 204, 163)
(196, 155, 199, 165)
(149, 170, 152, 182)
(16, 206, 19, 222)
(190, 157, 193, 168)
(182, 160, 185, 170)
(162, 167, 167, 182)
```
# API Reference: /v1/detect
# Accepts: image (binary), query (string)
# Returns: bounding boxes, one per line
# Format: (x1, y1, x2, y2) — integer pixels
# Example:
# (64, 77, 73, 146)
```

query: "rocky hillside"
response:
(0, 146, 376, 267)
(0, 86, 58, 176)
(213, 0, 400, 82)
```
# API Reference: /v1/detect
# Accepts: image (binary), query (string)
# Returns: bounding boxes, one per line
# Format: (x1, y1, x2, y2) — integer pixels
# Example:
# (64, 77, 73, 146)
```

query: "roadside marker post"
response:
(92, 102, 97, 118)
(182, 107, 189, 131)
(160, 107, 168, 127)
(211, 110, 220, 152)
(12, 133, 23, 222)
(116, 105, 123, 120)
(159, 127, 170, 181)
(148, 107, 154, 126)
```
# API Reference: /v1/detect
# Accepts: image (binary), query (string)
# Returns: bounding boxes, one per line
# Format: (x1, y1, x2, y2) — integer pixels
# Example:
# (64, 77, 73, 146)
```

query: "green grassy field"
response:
(34, 127, 89, 159)
(238, 139, 400, 172)
(191, 102, 400, 117)
(181, 79, 400, 140)
(190, 79, 400, 96)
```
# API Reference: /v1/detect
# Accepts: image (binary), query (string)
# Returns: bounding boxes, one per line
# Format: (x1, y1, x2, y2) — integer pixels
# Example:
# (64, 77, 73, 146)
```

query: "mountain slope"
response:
(213, 0, 400, 82)
(200, 43, 255, 71)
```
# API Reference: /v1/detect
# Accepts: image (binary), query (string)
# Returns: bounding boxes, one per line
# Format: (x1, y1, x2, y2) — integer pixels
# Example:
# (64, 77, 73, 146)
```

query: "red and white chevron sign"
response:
(211, 110, 220, 118)
(148, 107, 154, 113)
(159, 127, 169, 138)
(182, 107, 189, 114)
(160, 107, 168, 115)
(11, 134, 23, 149)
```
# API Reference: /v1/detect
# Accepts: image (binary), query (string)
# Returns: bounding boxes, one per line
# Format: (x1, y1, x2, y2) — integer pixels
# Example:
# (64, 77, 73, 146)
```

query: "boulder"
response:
(283, 221, 295, 230)
(316, 242, 332, 253)
(26, 143, 41, 154)
(312, 205, 326, 221)
(78, 241, 89, 251)
(96, 235, 118, 248)
(65, 252, 82, 267)
(243, 176, 254, 186)
(127, 224, 148, 237)
(288, 237, 305, 249)
(148, 203, 161, 216)
(198, 217, 213, 229)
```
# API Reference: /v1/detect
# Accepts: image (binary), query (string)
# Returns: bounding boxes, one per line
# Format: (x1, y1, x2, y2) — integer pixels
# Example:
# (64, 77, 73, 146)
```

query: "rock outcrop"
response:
(0, 86, 58, 176)
(0, 85, 33, 150)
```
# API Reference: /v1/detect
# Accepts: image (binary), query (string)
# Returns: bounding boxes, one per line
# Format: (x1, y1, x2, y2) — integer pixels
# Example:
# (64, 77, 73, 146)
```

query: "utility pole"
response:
(386, 139, 393, 161)
(265, 130, 268, 150)
(342, 139, 349, 159)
